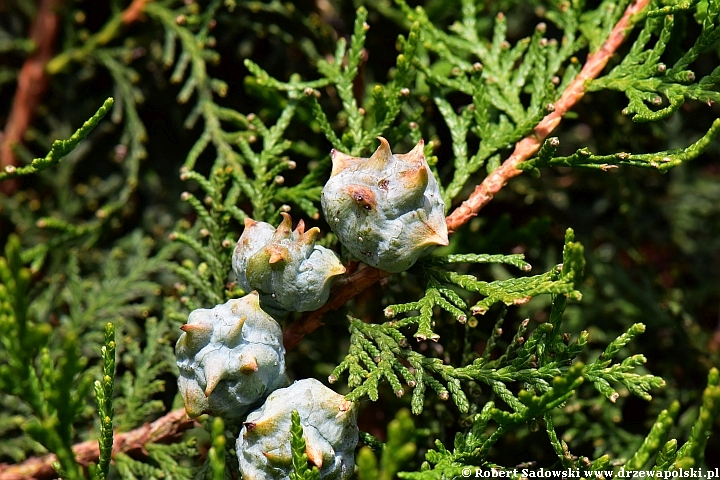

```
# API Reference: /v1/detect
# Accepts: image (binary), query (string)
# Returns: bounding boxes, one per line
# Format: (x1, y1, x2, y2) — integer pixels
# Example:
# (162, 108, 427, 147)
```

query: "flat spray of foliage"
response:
(1, 0, 719, 478)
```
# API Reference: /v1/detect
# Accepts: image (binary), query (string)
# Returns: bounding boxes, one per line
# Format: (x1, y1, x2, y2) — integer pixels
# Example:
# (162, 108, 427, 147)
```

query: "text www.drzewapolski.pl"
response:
(459, 468, 720, 479)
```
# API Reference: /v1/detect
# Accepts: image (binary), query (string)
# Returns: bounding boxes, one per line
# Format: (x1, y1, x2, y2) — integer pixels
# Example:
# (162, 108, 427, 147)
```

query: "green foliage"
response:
(0, 98, 113, 182)
(357, 409, 417, 480)
(591, 0, 720, 122)
(208, 417, 227, 480)
(115, 316, 175, 431)
(521, 119, 720, 171)
(2, 0, 720, 478)
(89, 323, 116, 480)
(289, 410, 322, 480)
(0, 235, 89, 479)
(673, 368, 720, 468)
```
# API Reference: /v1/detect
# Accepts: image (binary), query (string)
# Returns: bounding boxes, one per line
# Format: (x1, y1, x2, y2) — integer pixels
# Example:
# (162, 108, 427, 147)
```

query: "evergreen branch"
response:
(0, 236, 87, 480)
(585, 324, 666, 402)
(0, 98, 113, 183)
(427, 253, 531, 271)
(208, 417, 226, 480)
(585, 3, 720, 122)
(425, 229, 583, 316)
(520, 119, 720, 171)
(356, 409, 416, 480)
(115, 318, 174, 431)
(445, 0, 653, 233)
(489, 364, 584, 426)
(144, 440, 198, 479)
(653, 440, 678, 471)
(672, 368, 720, 468)
(625, 402, 679, 470)
(289, 410, 321, 480)
(0, 0, 62, 195)
(45, 0, 154, 75)
(383, 278, 466, 341)
(0, 409, 196, 479)
(90, 323, 116, 480)
(545, 412, 574, 469)
(398, 366, 585, 477)
(333, 318, 469, 414)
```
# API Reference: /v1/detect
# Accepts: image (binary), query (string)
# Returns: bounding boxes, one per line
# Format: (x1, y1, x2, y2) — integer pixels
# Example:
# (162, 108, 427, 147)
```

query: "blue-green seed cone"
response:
(237, 379, 358, 479)
(321, 138, 448, 273)
(233, 214, 346, 315)
(176, 292, 287, 420)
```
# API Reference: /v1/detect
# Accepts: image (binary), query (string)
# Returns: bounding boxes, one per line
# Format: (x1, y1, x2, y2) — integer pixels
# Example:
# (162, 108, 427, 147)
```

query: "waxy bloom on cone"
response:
(237, 379, 358, 479)
(232, 213, 346, 316)
(176, 292, 287, 420)
(321, 137, 448, 273)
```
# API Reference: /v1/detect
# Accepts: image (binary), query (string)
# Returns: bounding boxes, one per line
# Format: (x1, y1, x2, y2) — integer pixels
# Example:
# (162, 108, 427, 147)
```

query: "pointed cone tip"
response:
(204, 361, 228, 397)
(276, 212, 293, 235)
(421, 229, 449, 247)
(331, 262, 347, 276)
(182, 384, 207, 418)
(267, 245, 289, 264)
(330, 148, 357, 176)
(400, 163, 429, 191)
(180, 323, 211, 334)
(300, 226, 320, 245)
(226, 315, 247, 341)
(294, 219, 306, 235)
(305, 439, 324, 468)
(369, 137, 393, 168)
(396, 138, 426, 165)
(239, 356, 259, 375)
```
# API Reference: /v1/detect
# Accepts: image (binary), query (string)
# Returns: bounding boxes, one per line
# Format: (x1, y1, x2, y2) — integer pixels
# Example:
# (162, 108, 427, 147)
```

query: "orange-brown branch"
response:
(0, 0, 62, 196)
(0, 409, 195, 480)
(284, 0, 652, 349)
(121, 0, 153, 24)
(445, 0, 652, 232)
(0, 0, 653, 477)
(0, 0, 153, 197)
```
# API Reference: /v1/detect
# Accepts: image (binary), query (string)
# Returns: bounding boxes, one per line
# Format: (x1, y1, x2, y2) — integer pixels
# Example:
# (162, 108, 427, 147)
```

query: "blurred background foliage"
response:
(1, 0, 719, 476)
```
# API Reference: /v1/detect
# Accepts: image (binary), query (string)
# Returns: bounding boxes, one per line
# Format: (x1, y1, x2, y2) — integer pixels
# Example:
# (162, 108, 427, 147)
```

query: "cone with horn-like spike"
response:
(321, 137, 448, 273)
(237, 379, 358, 480)
(176, 292, 287, 420)
(232, 213, 346, 316)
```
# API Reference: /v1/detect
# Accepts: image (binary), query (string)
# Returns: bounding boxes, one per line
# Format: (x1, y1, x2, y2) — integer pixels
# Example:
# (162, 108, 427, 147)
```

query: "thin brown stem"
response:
(284, 0, 653, 349)
(0, 0, 153, 196)
(0, 409, 195, 480)
(445, 0, 652, 232)
(0, 0, 62, 196)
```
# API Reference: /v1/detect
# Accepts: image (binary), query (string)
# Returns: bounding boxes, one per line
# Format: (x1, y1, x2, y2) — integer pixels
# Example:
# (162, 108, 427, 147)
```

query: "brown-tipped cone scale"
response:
(175, 293, 287, 420)
(232, 213, 346, 316)
(321, 137, 448, 273)
(237, 379, 358, 480)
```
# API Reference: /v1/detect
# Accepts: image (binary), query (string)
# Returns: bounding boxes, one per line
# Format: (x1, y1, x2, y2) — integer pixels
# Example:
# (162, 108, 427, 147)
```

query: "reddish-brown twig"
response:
(0, 0, 62, 196)
(445, 0, 652, 232)
(0, 1, 653, 476)
(283, 264, 390, 350)
(0, 409, 196, 480)
(284, 0, 652, 349)
(0, 0, 153, 197)
(121, 0, 153, 24)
